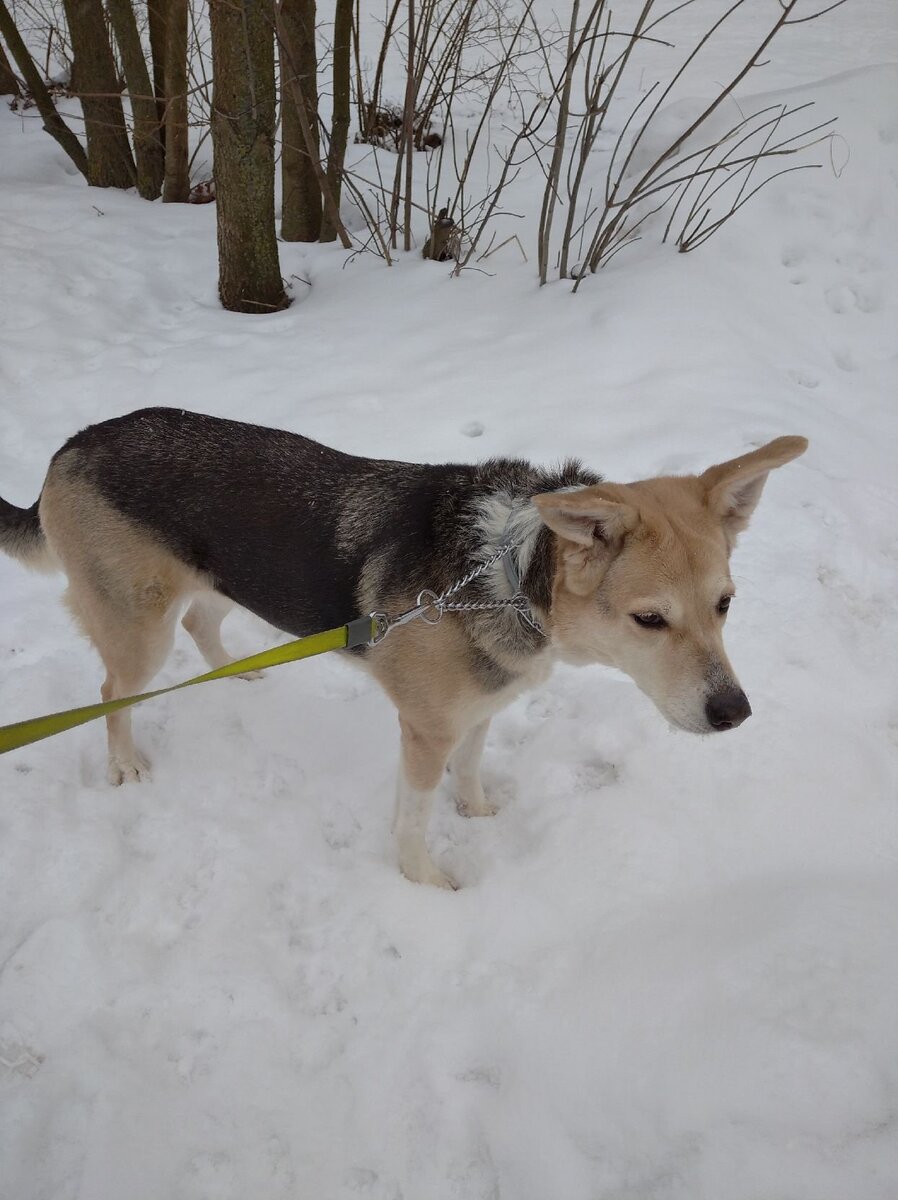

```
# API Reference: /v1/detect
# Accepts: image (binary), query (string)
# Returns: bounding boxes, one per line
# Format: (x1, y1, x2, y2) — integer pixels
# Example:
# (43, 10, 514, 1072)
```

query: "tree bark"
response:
(401, 0, 414, 251)
(0, 0, 88, 175)
(209, 0, 288, 313)
(319, 0, 351, 242)
(0, 32, 20, 95)
(62, 0, 135, 188)
(106, 0, 164, 199)
(146, 0, 167, 147)
(279, 0, 321, 241)
(162, 0, 189, 201)
(277, 5, 352, 248)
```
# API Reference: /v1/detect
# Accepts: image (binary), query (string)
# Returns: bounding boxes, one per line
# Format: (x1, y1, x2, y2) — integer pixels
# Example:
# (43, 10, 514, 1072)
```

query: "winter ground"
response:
(1, 3, 898, 1198)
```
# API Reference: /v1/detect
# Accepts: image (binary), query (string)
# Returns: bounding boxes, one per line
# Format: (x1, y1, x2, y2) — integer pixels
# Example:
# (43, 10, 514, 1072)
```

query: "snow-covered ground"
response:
(2, 4, 898, 1198)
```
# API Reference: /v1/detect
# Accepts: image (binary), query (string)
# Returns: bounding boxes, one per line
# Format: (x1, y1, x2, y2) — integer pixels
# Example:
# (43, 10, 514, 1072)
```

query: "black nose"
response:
(705, 688, 752, 731)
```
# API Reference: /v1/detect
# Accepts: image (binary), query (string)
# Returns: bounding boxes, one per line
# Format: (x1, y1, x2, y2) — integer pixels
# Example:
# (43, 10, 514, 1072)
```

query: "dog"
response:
(0, 408, 807, 887)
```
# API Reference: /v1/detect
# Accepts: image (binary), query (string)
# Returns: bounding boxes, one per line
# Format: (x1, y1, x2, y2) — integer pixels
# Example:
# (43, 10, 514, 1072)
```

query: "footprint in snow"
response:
(575, 758, 620, 791)
(780, 247, 809, 286)
(343, 1166, 385, 1193)
(780, 244, 807, 269)
(788, 369, 820, 390)
(853, 282, 883, 313)
(0, 1040, 43, 1079)
(825, 284, 854, 314)
(825, 282, 883, 315)
(177, 1151, 237, 1200)
(321, 805, 363, 851)
(816, 565, 891, 628)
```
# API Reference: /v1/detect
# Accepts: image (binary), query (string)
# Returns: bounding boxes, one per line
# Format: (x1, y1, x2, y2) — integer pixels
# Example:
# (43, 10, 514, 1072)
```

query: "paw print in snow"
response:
(0, 1041, 43, 1078)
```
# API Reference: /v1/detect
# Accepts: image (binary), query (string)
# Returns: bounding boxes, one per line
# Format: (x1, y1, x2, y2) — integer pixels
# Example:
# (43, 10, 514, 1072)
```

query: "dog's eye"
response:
(717, 595, 733, 615)
(632, 612, 667, 630)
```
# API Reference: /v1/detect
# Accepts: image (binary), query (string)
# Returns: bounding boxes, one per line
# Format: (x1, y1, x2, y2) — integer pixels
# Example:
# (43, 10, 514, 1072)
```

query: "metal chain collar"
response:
(369, 541, 544, 645)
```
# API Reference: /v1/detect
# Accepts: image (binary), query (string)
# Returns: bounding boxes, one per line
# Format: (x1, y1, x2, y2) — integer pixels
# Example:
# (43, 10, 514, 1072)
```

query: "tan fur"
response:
(534, 436, 808, 737)
(39, 454, 245, 784)
(361, 603, 552, 887)
(25, 436, 806, 888)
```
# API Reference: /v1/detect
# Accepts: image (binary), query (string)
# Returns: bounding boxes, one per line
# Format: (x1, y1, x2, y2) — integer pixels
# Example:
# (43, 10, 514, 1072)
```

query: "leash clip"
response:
(368, 589, 444, 646)
(366, 539, 546, 646)
(368, 612, 391, 646)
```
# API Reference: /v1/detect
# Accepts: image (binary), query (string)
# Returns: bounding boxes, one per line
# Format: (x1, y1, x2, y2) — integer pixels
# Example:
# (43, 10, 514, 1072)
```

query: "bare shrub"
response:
(345, 0, 544, 254)
(526, 0, 845, 289)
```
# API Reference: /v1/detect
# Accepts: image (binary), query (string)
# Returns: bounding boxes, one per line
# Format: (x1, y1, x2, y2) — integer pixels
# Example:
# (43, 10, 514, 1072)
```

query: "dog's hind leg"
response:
(182, 593, 261, 679)
(98, 609, 178, 784)
(395, 715, 457, 889)
(450, 719, 498, 818)
(39, 474, 195, 783)
(63, 576, 180, 785)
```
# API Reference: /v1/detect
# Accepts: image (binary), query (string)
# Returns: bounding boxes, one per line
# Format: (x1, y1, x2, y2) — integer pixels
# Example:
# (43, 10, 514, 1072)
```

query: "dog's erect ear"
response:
(701, 436, 808, 544)
(532, 484, 638, 548)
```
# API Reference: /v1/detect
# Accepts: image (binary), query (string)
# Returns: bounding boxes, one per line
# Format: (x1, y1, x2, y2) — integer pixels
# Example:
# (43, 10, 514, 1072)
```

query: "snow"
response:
(2, 4, 898, 1198)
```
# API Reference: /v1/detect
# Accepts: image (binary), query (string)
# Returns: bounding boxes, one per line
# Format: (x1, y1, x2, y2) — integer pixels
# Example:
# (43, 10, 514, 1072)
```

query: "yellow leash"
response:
(0, 537, 539, 758)
(0, 615, 376, 756)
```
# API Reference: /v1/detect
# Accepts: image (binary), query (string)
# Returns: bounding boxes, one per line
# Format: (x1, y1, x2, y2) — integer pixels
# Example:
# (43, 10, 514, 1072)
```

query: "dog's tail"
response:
(0, 495, 55, 571)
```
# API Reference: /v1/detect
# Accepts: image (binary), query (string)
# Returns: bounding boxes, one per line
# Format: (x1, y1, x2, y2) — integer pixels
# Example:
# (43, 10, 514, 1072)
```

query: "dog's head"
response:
(533, 437, 808, 734)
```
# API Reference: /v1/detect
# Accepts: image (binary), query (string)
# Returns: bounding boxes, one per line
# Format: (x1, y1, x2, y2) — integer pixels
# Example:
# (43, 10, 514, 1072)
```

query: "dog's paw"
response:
(108, 751, 151, 786)
(456, 793, 500, 818)
(235, 669, 264, 682)
(400, 858, 459, 890)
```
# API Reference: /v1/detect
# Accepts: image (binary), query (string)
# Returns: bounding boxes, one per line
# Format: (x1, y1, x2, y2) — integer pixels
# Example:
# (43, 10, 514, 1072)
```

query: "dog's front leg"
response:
(450, 719, 498, 817)
(395, 716, 457, 889)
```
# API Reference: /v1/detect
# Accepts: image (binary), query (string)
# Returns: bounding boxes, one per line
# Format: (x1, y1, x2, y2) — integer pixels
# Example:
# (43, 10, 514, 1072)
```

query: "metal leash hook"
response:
(368, 612, 391, 645)
(368, 589, 444, 646)
(367, 541, 544, 647)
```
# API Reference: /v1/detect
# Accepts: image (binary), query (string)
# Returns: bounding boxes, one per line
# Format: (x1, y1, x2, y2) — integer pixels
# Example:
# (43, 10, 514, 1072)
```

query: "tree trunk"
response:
(146, 0, 167, 148)
(209, 0, 288, 313)
(162, 0, 189, 201)
(279, 0, 321, 241)
(401, 0, 414, 251)
(106, 0, 164, 199)
(0, 0, 88, 175)
(277, 4, 351, 249)
(0, 32, 20, 95)
(62, 0, 135, 188)
(319, 0, 351, 242)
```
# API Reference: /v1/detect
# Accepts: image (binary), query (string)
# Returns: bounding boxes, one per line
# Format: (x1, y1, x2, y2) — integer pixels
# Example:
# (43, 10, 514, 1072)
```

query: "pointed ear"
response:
(532, 484, 638, 548)
(701, 436, 807, 543)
